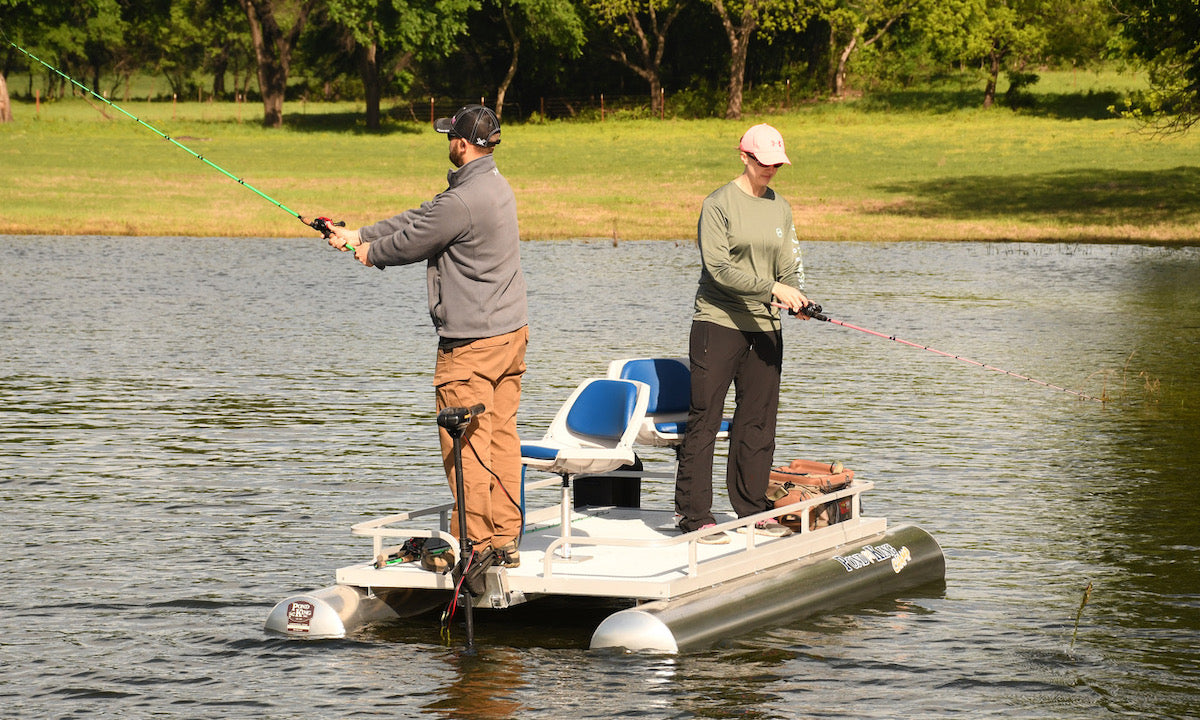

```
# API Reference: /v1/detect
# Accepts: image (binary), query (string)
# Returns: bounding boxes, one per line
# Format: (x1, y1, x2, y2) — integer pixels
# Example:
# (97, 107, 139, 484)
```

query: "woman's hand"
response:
(771, 282, 810, 318)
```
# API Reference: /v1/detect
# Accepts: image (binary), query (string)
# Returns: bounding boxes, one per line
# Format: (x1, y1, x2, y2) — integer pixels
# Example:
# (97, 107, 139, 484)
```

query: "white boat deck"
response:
(337, 476, 887, 605)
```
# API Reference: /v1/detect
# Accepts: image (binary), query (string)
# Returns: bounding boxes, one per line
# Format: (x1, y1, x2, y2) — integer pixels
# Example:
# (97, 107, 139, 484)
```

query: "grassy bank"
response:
(3, 75, 1200, 242)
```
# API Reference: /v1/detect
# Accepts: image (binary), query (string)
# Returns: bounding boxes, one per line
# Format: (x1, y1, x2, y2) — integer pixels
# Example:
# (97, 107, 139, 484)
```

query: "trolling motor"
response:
(436, 403, 487, 653)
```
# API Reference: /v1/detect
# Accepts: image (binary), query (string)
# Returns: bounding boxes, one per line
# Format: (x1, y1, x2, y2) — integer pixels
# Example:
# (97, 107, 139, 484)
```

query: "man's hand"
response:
(327, 226, 373, 267)
(327, 224, 360, 251)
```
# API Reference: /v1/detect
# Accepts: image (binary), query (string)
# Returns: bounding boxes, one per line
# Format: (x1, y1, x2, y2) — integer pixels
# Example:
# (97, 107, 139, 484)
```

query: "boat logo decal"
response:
(833, 543, 911, 574)
(286, 600, 315, 633)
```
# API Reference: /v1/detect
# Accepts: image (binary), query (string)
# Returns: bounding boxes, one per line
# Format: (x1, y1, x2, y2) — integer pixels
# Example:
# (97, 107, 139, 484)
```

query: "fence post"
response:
(601, 93, 605, 122)
(430, 97, 434, 126)
(660, 88, 664, 120)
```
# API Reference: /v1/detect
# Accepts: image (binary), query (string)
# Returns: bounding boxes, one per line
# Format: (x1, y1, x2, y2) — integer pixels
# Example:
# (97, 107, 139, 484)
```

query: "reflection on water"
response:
(1, 237, 1198, 719)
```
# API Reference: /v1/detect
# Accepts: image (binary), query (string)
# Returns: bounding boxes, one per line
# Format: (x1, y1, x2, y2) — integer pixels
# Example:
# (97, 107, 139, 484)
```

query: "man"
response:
(327, 104, 529, 570)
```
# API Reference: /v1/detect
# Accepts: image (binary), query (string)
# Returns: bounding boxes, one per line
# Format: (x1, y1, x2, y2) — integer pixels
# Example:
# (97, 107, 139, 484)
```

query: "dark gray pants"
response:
(675, 321, 783, 533)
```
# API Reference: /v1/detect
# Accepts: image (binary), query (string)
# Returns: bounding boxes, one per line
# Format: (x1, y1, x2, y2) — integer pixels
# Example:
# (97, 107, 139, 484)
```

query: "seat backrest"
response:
(564, 379, 642, 441)
(608, 358, 690, 415)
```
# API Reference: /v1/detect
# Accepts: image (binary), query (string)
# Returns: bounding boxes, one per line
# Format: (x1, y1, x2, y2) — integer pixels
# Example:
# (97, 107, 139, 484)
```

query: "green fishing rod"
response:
(4, 34, 350, 244)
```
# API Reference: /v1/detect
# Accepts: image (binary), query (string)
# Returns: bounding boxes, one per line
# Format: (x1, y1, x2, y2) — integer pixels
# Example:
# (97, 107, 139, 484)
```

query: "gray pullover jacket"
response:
(360, 155, 528, 341)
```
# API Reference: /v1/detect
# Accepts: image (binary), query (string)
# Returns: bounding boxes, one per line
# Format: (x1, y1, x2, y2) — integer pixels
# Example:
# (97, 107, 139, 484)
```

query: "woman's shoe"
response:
(737, 519, 793, 538)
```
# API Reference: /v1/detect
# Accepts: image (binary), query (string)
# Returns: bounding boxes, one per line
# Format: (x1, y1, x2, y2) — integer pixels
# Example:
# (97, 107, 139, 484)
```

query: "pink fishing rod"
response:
(776, 302, 1106, 403)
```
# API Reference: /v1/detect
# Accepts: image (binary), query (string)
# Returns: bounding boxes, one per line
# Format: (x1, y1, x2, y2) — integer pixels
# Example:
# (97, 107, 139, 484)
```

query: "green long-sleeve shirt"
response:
(693, 181, 805, 332)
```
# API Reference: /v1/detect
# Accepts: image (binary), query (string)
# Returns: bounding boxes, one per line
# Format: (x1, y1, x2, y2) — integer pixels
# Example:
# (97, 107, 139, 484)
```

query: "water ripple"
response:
(1, 238, 1198, 718)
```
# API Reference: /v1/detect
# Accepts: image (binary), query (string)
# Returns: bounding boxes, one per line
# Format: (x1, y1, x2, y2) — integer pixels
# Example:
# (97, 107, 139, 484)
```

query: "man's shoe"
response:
(495, 539, 520, 568)
(737, 519, 794, 538)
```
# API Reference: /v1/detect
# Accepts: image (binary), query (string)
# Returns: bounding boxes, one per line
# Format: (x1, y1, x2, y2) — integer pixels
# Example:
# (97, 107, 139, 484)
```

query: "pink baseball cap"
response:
(738, 123, 790, 165)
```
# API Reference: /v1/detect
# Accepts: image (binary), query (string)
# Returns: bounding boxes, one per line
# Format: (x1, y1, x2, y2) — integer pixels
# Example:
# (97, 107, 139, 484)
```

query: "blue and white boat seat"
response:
(520, 378, 650, 557)
(605, 357, 730, 449)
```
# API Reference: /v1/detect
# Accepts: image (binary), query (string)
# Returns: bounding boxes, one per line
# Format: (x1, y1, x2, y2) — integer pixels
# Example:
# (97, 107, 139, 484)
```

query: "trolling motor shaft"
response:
(437, 403, 486, 653)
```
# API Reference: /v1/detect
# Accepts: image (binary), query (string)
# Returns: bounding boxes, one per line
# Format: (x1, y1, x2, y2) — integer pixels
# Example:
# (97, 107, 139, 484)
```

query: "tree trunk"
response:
(496, 4, 520, 120)
(0, 72, 12, 123)
(239, 0, 312, 128)
(609, 4, 681, 116)
(833, 36, 857, 97)
(358, 41, 381, 130)
(711, 0, 757, 121)
(726, 32, 748, 119)
(495, 42, 518, 120)
(983, 44, 1001, 109)
(212, 53, 228, 98)
(649, 76, 662, 115)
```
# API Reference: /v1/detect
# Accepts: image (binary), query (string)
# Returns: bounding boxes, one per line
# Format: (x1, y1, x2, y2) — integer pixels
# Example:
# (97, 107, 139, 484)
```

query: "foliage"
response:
(1114, 0, 1200, 131)
(322, 0, 477, 128)
(706, 0, 819, 118)
(588, 0, 686, 112)
(0, 0, 1188, 130)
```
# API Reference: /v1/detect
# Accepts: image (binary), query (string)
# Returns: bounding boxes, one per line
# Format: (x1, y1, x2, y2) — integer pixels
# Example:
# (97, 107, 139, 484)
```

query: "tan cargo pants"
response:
(434, 325, 529, 551)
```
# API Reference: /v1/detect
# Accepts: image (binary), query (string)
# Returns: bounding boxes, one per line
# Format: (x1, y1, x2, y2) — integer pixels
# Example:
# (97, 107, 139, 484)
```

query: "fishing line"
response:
(3, 33, 347, 242)
(777, 302, 1107, 403)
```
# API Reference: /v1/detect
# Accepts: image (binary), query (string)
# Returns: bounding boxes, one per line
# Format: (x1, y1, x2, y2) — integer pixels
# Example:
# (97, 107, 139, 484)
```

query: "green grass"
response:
(3, 71, 1200, 242)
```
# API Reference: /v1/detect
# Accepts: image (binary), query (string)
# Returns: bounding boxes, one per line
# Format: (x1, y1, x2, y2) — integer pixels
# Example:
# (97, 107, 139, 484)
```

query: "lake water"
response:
(2, 237, 1198, 719)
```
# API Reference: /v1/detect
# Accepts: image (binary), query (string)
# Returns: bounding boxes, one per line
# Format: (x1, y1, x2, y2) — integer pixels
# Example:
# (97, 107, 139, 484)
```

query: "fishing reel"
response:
(781, 302, 828, 321)
(306, 216, 346, 238)
(800, 303, 828, 321)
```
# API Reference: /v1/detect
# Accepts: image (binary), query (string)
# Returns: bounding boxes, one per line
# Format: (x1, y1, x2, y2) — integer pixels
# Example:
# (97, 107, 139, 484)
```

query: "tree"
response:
(326, 0, 475, 130)
(0, 0, 34, 122)
(917, 0, 1051, 108)
(237, 0, 318, 127)
(826, 0, 918, 97)
(590, 0, 686, 115)
(173, 0, 254, 100)
(1115, 0, 1200, 131)
(1, 0, 57, 120)
(488, 0, 585, 119)
(707, 0, 813, 119)
(137, 1, 208, 99)
(0, 69, 10, 122)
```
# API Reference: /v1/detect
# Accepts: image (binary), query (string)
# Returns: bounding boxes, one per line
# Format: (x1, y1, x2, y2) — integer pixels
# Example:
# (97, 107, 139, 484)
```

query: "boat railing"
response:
(350, 473, 876, 583)
(349, 477, 563, 560)
(538, 479, 873, 579)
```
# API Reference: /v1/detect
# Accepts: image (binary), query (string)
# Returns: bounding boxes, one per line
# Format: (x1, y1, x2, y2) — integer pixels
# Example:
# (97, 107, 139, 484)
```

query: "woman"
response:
(675, 123, 810, 544)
